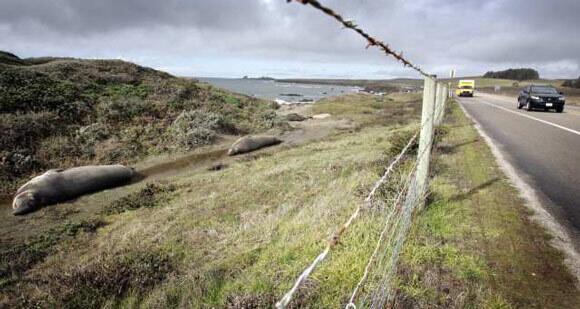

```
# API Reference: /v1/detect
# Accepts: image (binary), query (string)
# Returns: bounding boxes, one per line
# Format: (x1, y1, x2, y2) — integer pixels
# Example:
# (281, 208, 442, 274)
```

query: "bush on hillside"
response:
(170, 110, 229, 149)
(562, 77, 580, 88)
(483, 68, 539, 81)
(0, 68, 81, 113)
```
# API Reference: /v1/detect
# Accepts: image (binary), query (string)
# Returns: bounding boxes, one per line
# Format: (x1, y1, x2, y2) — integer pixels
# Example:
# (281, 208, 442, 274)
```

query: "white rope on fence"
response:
(275, 132, 418, 309)
(275, 248, 330, 309)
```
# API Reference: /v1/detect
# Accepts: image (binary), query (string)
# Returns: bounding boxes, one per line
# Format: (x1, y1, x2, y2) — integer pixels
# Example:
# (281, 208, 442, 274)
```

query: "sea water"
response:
(199, 78, 360, 104)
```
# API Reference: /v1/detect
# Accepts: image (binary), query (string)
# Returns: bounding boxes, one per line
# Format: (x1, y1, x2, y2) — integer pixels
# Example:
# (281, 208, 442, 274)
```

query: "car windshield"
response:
(531, 86, 558, 94)
(460, 85, 472, 89)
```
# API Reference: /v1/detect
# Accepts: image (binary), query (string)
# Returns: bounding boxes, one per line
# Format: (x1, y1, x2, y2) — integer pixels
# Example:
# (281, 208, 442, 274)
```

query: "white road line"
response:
(471, 99, 580, 137)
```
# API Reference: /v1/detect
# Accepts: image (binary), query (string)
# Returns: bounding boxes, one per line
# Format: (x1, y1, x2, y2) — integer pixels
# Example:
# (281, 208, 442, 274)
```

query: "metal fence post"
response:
(414, 76, 437, 205)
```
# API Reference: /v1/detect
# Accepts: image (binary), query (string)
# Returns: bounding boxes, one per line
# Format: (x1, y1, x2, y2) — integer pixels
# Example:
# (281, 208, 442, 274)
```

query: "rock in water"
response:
(12, 165, 134, 215)
(285, 113, 308, 122)
(227, 135, 282, 156)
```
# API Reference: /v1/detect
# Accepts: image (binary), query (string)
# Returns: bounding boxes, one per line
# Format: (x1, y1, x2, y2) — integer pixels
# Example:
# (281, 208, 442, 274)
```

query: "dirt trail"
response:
(0, 104, 352, 242)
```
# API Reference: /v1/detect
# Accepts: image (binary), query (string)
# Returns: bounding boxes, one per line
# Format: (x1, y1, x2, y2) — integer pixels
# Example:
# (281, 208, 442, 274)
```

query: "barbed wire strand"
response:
(287, 0, 431, 78)
(275, 131, 420, 309)
(276, 93, 443, 307)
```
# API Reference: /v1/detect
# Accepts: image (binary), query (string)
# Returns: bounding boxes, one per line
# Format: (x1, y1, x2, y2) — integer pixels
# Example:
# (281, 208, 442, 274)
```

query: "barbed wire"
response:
(359, 114, 444, 308)
(275, 89, 447, 307)
(287, 0, 431, 78)
(275, 131, 419, 309)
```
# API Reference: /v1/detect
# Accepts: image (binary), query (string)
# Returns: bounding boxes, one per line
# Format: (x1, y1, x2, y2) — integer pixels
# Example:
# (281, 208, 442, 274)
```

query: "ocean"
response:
(199, 78, 360, 104)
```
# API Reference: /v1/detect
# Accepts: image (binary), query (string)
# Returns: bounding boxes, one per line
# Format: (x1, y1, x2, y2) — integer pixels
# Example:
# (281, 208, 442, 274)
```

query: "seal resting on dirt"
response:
(285, 113, 308, 122)
(227, 135, 282, 156)
(12, 165, 134, 215)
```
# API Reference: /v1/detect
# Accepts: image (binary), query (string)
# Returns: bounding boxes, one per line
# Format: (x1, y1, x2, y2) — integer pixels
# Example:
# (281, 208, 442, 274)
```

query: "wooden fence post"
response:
(414, 76, 437, 205)
(435, 83, 448, 126)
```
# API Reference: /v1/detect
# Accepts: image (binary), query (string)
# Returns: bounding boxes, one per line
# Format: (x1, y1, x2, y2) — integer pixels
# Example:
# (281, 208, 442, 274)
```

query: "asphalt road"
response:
(457, 93, 580, 242)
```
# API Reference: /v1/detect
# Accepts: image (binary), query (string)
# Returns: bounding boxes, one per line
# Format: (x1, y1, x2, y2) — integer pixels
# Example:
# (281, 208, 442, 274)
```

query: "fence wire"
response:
(275, 1, 445, 308)
(287, 0, 431, 78)
(275, 132, 419, 309)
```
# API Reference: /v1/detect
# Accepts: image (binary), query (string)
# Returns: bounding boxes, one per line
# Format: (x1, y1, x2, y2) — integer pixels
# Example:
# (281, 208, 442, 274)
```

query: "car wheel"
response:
(556, 106, 564, 113)
(517, 99, 523, 109)
(526, 101, 533, 111)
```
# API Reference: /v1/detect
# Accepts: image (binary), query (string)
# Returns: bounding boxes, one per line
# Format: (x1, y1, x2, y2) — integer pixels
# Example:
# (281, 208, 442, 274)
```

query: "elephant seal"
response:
(285, 113, 308, 122)
(12, 165, 134, 216)
(227, 135, 282, 156)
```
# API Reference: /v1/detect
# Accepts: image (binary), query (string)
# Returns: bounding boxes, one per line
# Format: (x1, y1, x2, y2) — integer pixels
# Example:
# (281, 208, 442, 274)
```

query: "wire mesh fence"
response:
(276, 1, 451, 308)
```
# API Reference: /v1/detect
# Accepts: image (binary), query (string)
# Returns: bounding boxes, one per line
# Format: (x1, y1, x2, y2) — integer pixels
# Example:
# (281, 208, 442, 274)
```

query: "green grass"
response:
(0, 93, 422, 307)
(2, 93, 578, 307)
(394, 100, 580, 307)
(310, 93, 422, 126)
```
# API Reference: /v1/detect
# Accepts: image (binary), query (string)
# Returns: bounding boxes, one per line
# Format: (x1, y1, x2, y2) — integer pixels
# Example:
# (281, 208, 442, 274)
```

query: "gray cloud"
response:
(0, 0, 578, 78)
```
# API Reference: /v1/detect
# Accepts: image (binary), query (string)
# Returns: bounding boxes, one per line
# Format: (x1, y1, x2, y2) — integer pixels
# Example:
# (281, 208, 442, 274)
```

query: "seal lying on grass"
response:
(12, 165, 134, 215)
(227, 135, 282, 156)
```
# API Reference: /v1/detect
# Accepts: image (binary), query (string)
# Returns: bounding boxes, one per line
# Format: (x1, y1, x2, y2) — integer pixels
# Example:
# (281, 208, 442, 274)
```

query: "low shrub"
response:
(103, 182, 177, 215)
(44, 250, 174, 307)
(0, 218, 106, 279)
(385, 129, 419, 159)
(169, 110, 230, 149)
(97, 96, 151, 122)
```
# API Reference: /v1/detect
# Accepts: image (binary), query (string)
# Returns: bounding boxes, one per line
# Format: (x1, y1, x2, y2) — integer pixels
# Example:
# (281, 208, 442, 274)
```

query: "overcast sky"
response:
(1, 0, 578, 79)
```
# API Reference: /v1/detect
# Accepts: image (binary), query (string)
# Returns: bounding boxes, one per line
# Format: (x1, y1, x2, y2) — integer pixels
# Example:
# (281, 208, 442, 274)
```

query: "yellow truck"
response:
(455, 80, 475, 97)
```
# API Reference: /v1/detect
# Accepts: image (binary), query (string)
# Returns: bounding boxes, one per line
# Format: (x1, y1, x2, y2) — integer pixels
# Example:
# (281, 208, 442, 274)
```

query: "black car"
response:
(517, 85, 565, 113)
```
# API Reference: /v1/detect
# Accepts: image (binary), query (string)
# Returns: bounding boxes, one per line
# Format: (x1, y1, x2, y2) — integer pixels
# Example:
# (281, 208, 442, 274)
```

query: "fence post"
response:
(434, 83, 444, 126)
(435, 83, 448, 126)
(414, 76, 437, 206)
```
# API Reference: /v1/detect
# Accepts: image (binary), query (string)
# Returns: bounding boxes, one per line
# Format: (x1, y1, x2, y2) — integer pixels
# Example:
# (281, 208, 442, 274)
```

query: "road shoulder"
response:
(394, 100, 580, 307)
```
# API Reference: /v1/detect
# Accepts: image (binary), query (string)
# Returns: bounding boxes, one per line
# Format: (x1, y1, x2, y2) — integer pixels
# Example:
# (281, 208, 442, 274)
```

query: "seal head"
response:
(12, 191, 39, 216)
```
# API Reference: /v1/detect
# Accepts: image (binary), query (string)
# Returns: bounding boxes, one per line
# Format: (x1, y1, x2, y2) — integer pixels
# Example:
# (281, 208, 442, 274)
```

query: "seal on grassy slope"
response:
(285, 113, 309, 122)
(12, 165, 134, 215)
(227, 135, 282, 156)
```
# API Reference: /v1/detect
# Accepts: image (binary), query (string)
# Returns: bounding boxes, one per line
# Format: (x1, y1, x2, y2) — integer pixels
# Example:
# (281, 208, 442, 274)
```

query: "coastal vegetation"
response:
(1, 53, 578, 307)
(0, 51, 280, 196)
(483, 68, 540, 81)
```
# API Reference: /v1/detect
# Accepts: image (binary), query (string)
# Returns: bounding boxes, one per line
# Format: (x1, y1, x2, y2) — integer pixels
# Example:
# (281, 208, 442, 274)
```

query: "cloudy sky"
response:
(1, 0, 579, 79)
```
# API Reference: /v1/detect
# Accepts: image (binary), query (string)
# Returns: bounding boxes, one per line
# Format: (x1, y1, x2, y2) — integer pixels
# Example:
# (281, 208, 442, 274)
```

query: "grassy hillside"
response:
(2, 90, 578, 307)
(0, 52, 280, 196)
(0, 92, 423, 308)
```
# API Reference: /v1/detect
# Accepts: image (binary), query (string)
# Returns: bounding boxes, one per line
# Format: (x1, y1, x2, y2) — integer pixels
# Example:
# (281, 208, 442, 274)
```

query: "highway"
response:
(457, 93, 580, 245)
